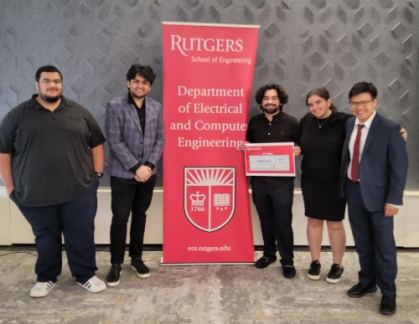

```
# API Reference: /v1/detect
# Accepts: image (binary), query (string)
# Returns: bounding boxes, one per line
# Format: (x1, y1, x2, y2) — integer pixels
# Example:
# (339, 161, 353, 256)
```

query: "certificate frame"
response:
(243, 142, 295, 176)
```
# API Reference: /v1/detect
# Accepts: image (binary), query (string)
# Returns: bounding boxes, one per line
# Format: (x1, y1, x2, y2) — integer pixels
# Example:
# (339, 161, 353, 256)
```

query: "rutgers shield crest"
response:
(184, 167, 236, 232)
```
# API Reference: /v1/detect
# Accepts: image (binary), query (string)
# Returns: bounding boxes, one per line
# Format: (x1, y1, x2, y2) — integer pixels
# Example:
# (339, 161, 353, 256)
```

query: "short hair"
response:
(348, 82, 377, 100)
(126, 64, 156, 84)
(35, 65, 63, 82)
(255, 84, 288, 107)
(306, 87, 338, 112)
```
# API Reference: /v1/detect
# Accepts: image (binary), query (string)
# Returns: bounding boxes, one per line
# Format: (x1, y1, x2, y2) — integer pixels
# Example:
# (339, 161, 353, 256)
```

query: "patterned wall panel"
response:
(0, 0, 418, 188)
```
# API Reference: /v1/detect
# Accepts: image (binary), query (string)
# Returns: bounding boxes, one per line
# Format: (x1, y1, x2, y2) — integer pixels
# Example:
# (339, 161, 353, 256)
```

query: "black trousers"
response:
(251, 178, 294, 265)
(110, 174, 157, 264)
(346, 180, 397, 297)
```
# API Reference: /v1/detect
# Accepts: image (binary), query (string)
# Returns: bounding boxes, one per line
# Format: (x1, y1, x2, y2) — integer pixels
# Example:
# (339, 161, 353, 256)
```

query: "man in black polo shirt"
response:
(0, 65, 106, 297)
(244, 84, 300, 278)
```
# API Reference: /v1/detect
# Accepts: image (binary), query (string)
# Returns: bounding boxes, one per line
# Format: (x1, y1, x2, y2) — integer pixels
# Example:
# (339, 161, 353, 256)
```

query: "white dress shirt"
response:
(347, 111, 376, 181)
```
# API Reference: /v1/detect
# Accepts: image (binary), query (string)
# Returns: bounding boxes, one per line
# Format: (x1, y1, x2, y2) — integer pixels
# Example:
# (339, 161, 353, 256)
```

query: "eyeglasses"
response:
(349, 100, 372, 108)
(40, 79, 62, 85)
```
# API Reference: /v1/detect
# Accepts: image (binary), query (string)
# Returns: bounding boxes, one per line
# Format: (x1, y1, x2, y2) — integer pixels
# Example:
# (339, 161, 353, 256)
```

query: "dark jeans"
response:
(346, 180, 397, 297)
(110, 174, 157, 264)
(17, 181, 99, 284)
(251, 178, 294, 266)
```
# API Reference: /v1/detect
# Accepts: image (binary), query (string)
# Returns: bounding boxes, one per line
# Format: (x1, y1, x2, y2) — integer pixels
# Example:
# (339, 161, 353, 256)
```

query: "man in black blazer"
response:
(340, 82, 408, 315)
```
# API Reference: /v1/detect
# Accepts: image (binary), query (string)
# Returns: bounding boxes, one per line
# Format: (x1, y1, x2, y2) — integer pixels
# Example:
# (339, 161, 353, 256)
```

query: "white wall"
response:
(1, 187, 418, 247)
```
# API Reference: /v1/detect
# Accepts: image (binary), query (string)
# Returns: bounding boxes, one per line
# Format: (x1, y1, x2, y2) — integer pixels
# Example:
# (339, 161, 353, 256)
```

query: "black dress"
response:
(299, 111, 352, 221)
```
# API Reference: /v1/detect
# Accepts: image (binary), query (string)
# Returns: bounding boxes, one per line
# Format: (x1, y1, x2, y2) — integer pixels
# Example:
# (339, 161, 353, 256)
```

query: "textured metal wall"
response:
(0, 0, 418, 188)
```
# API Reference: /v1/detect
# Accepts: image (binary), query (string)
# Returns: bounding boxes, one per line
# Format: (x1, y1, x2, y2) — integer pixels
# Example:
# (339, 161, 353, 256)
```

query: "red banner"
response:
(162, 22, 259, 264)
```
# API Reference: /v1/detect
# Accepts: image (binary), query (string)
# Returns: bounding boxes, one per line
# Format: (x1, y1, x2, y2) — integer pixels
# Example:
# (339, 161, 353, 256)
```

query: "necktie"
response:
(351, 124, 364, 182)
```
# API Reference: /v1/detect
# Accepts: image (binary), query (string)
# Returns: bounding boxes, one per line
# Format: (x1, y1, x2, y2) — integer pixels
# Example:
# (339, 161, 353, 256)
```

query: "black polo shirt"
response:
(246, 111, 300, 187)
(0, 95, 106, 207)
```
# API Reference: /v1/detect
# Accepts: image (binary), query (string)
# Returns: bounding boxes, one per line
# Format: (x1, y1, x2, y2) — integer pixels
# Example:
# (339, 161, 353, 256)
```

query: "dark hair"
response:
(348, 82, 377, 100)
(306, 87, 338, 112)
(35, 65, 63, 82)
(255, 84, 288, 107)
(126, 64, 156, 84)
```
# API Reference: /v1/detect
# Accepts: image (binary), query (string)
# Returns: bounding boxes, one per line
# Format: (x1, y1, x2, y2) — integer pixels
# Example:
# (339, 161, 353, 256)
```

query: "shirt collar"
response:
(355, 110, 376, 129)
(31, 94, 70, 110)
(127, 92, 146, 109)
(263, 111, 280, 121)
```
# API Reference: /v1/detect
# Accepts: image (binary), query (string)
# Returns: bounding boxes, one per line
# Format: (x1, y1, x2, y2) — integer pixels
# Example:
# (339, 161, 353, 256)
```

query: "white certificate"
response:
(244, 142, 295, 176)
(249, 155, 290, 171)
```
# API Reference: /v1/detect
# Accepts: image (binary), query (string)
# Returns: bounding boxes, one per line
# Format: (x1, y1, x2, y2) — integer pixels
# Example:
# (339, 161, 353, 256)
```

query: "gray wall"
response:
(1, 0, 418, 188)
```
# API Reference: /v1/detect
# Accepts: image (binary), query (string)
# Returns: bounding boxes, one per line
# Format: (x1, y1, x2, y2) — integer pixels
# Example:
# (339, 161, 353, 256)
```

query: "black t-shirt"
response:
(0, 95, 106, 206)
(299, 111, 352, 182)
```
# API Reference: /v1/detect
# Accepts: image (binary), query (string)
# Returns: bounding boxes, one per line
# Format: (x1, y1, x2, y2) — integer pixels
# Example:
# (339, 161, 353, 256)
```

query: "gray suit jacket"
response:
(105, 94, 165, 178)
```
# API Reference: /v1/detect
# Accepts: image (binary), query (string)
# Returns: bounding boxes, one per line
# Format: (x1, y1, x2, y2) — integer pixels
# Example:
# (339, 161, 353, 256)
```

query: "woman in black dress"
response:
(296, 88, 352, 284)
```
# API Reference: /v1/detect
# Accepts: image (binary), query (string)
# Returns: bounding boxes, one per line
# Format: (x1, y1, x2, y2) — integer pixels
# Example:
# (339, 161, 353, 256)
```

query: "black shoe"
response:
(130, 258, 150, 279)
(255, 256, 276, 269)
(283, 265, 296, 279)
(106, 264, 122, 287)
(347, 283, 378, 298)
(326, 264, 344, 284)
(380, 295, 396, 316)
(307, 260, 321, 280)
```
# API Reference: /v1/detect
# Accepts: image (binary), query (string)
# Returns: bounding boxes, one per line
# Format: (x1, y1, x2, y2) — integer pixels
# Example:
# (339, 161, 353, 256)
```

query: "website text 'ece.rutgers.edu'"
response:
(187, 245, 231, 252)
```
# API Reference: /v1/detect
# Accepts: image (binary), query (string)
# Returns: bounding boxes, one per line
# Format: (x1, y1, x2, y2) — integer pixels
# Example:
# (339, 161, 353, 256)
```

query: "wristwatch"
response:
(96, 172, 104, 179)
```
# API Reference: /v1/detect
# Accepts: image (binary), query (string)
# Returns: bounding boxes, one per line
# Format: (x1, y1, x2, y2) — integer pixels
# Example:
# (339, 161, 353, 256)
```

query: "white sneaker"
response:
(29, 281, 57, 298)
(76, 275, 106, 293)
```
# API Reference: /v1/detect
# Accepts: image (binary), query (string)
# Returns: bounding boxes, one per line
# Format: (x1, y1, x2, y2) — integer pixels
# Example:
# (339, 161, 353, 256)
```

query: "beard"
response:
(261, 104, 280, 115)
(39, 92, 62, 103)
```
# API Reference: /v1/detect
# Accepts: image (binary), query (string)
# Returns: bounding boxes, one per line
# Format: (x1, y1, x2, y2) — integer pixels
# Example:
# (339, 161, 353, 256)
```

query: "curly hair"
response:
(254, 84, 288, 106)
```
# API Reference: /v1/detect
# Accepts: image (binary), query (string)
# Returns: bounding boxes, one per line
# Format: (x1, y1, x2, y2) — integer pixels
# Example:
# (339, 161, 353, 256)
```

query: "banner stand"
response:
(160, 258, 255, 266)
(162, 22, 260, 264)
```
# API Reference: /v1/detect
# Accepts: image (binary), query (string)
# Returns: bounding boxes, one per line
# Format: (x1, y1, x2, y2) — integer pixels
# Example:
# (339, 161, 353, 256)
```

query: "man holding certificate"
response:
(241, 84, 300, 278)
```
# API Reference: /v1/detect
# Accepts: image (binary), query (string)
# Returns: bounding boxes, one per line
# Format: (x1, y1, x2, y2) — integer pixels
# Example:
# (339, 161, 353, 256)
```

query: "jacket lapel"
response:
(362, 113, 380, 155)
(126, 96, 143, 134)
(144, 97, 155, 136)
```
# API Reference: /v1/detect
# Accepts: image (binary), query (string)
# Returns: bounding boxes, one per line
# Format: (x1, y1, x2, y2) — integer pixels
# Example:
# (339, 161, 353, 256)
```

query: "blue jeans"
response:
(17, 180, 99, 284)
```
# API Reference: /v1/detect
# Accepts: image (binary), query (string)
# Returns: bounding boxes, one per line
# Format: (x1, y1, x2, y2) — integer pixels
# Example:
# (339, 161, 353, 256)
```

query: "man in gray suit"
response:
(105, 64, 165, 286)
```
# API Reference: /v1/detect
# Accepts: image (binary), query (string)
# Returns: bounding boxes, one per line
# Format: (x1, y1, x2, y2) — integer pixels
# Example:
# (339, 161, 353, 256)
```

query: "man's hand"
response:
(238, 141, 250, 150)
(6, 186, 14, 196)
(293, 146, 301, 156)
(134, 165, 152, 182)
(384, 203, 399, 217)
(0, 153, 15, 197)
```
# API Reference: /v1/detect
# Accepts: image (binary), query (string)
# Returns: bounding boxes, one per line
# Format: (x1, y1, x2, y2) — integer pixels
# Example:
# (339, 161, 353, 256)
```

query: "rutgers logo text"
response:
(171, 35, 243, 57)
